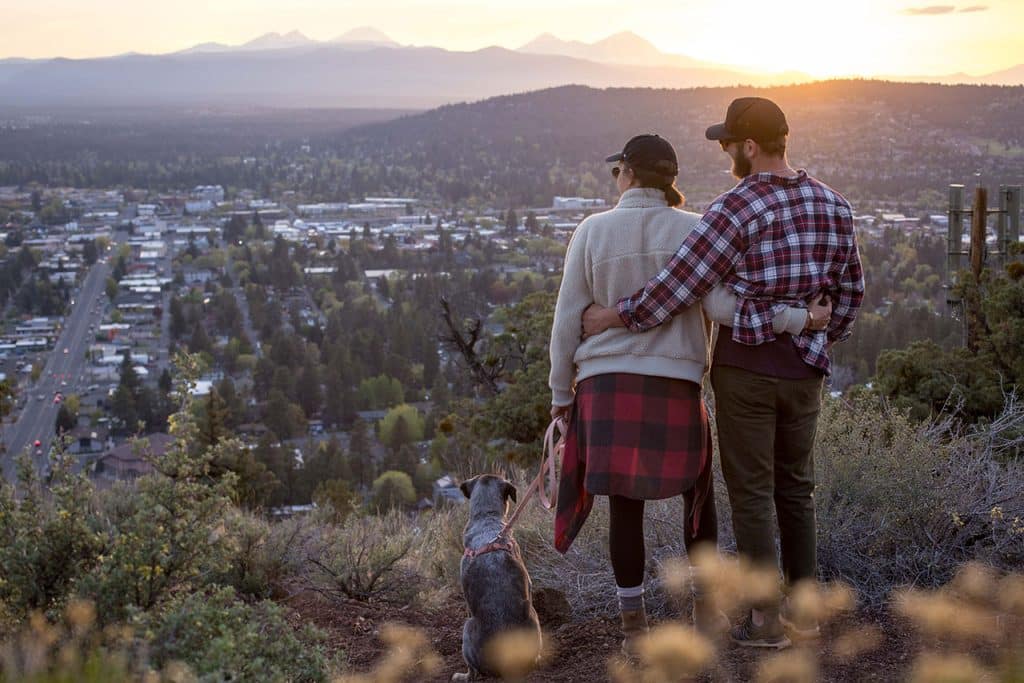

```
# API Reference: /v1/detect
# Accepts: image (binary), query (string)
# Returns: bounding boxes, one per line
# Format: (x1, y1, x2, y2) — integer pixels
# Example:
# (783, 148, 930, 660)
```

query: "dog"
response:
(452, 474, 542, 681)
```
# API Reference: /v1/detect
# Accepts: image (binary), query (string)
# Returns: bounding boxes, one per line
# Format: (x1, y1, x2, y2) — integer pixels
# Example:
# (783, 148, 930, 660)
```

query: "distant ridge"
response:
(331, 27, 398, 46)
(240, 30, 315, 51)
(1, 29, 1020, 105)
(976, 63, 1024, 85)
(177, 28, 397, 56)
(178, 41, 233, 55)
(518, 31, 713, 70)
(0, 44, 816, 109)
(320, 80, 1024, 207)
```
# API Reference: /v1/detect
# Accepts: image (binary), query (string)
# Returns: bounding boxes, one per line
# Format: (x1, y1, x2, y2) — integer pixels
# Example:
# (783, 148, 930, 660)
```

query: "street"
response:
(1, 250, 115, 484)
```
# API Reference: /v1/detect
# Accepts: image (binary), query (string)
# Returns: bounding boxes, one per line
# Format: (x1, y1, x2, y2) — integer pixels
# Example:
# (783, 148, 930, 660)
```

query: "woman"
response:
(548, 133, 828, 653)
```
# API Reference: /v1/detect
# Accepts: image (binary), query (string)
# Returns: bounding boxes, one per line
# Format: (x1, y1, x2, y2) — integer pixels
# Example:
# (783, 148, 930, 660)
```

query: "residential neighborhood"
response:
(0, 177, 1016, 504)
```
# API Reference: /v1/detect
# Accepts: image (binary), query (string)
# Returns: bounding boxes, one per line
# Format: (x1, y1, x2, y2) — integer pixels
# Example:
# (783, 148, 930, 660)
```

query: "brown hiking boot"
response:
(780, 596, 822, 641)
(692, 594, 730, 638)
(730, 609, 791, 649)
(619, 607, 649, 658)
(689, 566, 730, 637)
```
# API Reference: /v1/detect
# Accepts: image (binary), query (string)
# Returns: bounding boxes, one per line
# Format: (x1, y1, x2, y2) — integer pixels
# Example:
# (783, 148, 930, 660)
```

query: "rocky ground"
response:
(285, 590, 963, 682)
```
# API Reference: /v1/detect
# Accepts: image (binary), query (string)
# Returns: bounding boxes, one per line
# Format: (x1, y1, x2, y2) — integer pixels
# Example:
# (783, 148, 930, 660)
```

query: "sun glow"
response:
(647, 0, 1022, 79)
(0, 0, 1020, 78)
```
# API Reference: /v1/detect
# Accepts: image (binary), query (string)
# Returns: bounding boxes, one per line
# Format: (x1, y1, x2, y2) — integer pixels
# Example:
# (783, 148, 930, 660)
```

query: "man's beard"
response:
(731, 147, 752, 179)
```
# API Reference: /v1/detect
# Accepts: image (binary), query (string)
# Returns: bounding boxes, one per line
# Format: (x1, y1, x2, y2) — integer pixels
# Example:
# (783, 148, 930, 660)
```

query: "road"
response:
(226, 249, 261, 357)
(1, 252, 114, 484)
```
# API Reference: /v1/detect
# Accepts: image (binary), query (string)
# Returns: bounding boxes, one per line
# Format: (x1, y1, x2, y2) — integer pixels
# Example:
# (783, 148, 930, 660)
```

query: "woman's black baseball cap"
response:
(605, 134, 679, 175)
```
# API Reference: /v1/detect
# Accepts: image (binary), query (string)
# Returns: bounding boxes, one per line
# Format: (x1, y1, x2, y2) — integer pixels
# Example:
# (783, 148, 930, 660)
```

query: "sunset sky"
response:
(1, 0, 1021, 77)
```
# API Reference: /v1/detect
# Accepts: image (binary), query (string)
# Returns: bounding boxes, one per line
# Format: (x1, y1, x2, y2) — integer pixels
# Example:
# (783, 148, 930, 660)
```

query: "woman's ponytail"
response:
(662, 182, 685, 208)
(630, 164, 685, 207)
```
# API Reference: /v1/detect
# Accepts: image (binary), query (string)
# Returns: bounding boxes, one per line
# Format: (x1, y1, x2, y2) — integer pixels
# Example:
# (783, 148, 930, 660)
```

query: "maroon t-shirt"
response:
(713, 327, 824, 380)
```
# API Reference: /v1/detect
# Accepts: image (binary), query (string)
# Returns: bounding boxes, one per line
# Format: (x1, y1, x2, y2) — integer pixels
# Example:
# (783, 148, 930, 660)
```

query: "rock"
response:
(532, 587, 572, 627)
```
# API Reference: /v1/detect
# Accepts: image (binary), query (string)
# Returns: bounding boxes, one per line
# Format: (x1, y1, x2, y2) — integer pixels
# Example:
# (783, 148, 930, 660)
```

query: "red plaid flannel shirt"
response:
(617, 171, 865, 375)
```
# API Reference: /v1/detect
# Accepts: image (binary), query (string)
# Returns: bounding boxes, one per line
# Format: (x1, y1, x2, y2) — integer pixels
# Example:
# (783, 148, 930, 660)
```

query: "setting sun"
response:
(645, 0, 1023, 78)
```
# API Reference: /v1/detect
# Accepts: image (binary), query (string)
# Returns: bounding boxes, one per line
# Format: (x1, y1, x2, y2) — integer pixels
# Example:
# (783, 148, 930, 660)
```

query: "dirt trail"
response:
(288, 592, 935, 682)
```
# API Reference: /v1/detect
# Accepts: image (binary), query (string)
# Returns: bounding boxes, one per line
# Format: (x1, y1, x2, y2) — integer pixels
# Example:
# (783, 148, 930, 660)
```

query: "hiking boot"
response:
(780, 596, 821, 641)
(730, 609, 791, 649)
(619, 607, 649, 659)
(690, 565, 730, 638)
(692, 594, 730, 638)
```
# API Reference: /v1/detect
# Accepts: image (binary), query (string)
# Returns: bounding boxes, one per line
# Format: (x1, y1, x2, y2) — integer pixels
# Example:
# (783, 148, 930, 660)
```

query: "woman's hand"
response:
(581, 303, 623, 340)
(805, 293, 832, 332)
(551, 405, 571, 421)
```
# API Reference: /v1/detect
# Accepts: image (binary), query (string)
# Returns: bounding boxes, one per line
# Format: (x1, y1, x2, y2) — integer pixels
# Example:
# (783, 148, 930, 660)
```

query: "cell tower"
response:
(946, 183, 1021, 298)
(946, 183, 1021, 350)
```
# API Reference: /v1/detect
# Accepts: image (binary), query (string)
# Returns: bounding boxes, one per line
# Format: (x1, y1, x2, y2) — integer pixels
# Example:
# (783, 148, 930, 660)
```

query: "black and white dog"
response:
(452, 474, 542, 681)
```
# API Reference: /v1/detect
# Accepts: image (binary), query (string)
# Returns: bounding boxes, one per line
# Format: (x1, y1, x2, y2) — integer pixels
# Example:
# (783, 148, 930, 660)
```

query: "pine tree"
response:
(55, 403, 77, 433)
(197, 389, 231, 451)
(264, 390, 298, 440)
(169, 297, 187, 340)
(348, 419, 374, 486)
(224, 214, 247, 243)
(296, 359, 323, 418)
(386, 442, 419, 476)
(189, 323, 211, 354)
(525, 211, 539, 233)
(505, 208, 518, 236)
(158, 368, 173, 394)
(112, 385, 138, 433)
(118, 352, 139, 393)
(82, 240, 98, 265)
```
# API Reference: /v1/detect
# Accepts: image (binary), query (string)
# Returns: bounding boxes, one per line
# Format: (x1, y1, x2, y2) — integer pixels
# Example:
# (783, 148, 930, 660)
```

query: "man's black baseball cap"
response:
(605, 134, 679, 175)
(705, 97, 789, 143)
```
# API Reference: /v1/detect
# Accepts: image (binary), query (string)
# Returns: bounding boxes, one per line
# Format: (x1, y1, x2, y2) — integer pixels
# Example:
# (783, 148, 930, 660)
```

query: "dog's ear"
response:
(501, 481, 517, 504)
(460, 475, 480, 500)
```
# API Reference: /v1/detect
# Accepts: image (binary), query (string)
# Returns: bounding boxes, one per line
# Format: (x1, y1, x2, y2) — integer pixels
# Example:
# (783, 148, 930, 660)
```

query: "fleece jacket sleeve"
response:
(549, 224, 591, 407)
(700, 284, 808, 336)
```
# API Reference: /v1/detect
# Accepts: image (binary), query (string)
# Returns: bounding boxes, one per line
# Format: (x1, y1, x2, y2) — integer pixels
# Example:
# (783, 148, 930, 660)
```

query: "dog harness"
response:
(463, 535, 518, 560)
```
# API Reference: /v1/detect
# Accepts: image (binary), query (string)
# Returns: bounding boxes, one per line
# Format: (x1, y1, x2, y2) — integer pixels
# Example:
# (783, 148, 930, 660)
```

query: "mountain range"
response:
(0, 29, 1019, 110)
(177, 27, 399, 54)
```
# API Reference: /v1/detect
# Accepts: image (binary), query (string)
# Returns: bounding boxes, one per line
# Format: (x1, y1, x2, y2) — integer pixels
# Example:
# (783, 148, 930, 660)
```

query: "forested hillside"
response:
(2, 81, 1022, 208)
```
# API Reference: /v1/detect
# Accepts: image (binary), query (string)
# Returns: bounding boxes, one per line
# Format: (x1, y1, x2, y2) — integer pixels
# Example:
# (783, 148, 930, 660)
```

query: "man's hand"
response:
(804, 293, 832, 332)
(581, 303, 624, 340)
(551, 405, 571, 421)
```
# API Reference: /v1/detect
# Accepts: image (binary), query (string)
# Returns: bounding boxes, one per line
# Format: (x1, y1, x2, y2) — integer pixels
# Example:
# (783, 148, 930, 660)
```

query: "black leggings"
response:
(609, 487, 718, 588)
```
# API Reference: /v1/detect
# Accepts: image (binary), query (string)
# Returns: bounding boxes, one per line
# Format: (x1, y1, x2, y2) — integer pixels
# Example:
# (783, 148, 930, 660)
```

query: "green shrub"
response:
(370, 470, 416, 511)
(0, 450, 104, 623)
(812, 396, 1024, 602)
(147, 587, 331, 682)
(303, 511, 417, 602)
(77, 434, 235, 623)
(312, 479, 357, 523)
(216, 511, 308, 600)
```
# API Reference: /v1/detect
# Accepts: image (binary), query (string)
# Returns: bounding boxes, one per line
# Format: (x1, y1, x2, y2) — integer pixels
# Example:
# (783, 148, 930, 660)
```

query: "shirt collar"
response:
(745, 169, 807, 187)
(616, 187, 669, 209)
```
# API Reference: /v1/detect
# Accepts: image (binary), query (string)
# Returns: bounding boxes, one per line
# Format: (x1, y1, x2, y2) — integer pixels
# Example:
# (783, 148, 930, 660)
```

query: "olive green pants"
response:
(710, 365, 823, 586)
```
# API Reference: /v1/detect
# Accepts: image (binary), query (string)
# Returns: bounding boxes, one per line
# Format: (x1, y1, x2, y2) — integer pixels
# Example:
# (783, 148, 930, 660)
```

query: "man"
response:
(582, 97, 864, 648)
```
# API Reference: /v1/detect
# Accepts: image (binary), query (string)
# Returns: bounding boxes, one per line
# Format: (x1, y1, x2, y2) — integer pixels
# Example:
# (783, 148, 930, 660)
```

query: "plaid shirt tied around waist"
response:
(617, 171, 865, 375)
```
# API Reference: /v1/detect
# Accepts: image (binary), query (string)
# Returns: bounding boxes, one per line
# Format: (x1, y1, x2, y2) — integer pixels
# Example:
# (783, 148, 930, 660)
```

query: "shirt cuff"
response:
(551, 392, 574, 407)
(773, 308, 808, 337)
(616, 297, 635, 331)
